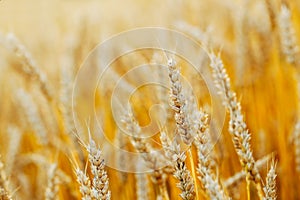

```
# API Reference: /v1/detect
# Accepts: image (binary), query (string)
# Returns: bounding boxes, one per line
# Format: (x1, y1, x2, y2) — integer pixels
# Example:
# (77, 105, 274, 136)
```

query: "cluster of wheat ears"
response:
(0, 0, 300, 199)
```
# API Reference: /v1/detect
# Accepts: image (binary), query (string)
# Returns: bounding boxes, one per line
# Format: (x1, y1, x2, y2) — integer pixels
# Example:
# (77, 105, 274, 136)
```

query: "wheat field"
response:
(0, 0, 300, 199)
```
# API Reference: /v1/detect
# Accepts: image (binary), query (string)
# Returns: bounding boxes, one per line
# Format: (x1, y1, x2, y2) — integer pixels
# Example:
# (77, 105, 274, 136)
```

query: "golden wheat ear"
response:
(263, 159, 277, 200)
(75, 168, 93, 200)
(160, 130, 195, 200)
(209, 51, 264, 198)
(193, 110, 230, 200)
(86, 139, 111, 200)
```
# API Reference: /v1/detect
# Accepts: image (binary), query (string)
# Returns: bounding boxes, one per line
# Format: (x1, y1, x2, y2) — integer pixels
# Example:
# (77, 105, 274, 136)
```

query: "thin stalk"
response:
(188, 149, 199, 200)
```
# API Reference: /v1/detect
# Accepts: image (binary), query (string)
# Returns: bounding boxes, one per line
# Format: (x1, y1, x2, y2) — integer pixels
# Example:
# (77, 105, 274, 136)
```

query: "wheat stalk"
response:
(114, 130, 129, 183)
(224, 154, 272, 188)
(135, 163, 150, 200)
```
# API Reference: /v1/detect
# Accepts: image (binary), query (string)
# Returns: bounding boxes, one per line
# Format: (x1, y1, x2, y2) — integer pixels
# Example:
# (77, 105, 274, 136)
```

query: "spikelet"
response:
(45, 164, 60, 200)
(209, 52, 263, 197)
(263, 160, 277, 200)
(278, 5, 299, 66)
(167, 58, 194, 145)
(193, 110, 229, 200)
(86, 139, 111, 200)
(160, 131, 195, 200)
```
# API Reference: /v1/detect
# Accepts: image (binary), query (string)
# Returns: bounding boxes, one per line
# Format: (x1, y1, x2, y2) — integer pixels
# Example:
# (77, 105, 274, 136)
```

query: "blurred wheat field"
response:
(0, 0, 300, 199)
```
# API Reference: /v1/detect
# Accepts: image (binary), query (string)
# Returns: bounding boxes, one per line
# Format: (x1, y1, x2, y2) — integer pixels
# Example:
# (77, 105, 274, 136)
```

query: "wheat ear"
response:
(75, 168, 93, 200)
(193, 110, 229, 199)
(45, 164, 60, 200)
(160, 131, 195, 200)
(86, 139, 111, 200)
(209, 52, 264, 198)
(4, 33, 53, 101)
(263, 160, 277, 200)
(167, 58, 194, 145)
(16, 89, 48, 144)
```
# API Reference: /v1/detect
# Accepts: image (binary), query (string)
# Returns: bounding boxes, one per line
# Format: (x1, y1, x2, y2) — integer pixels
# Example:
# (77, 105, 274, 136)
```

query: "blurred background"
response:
(0, 0, 300, 199)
